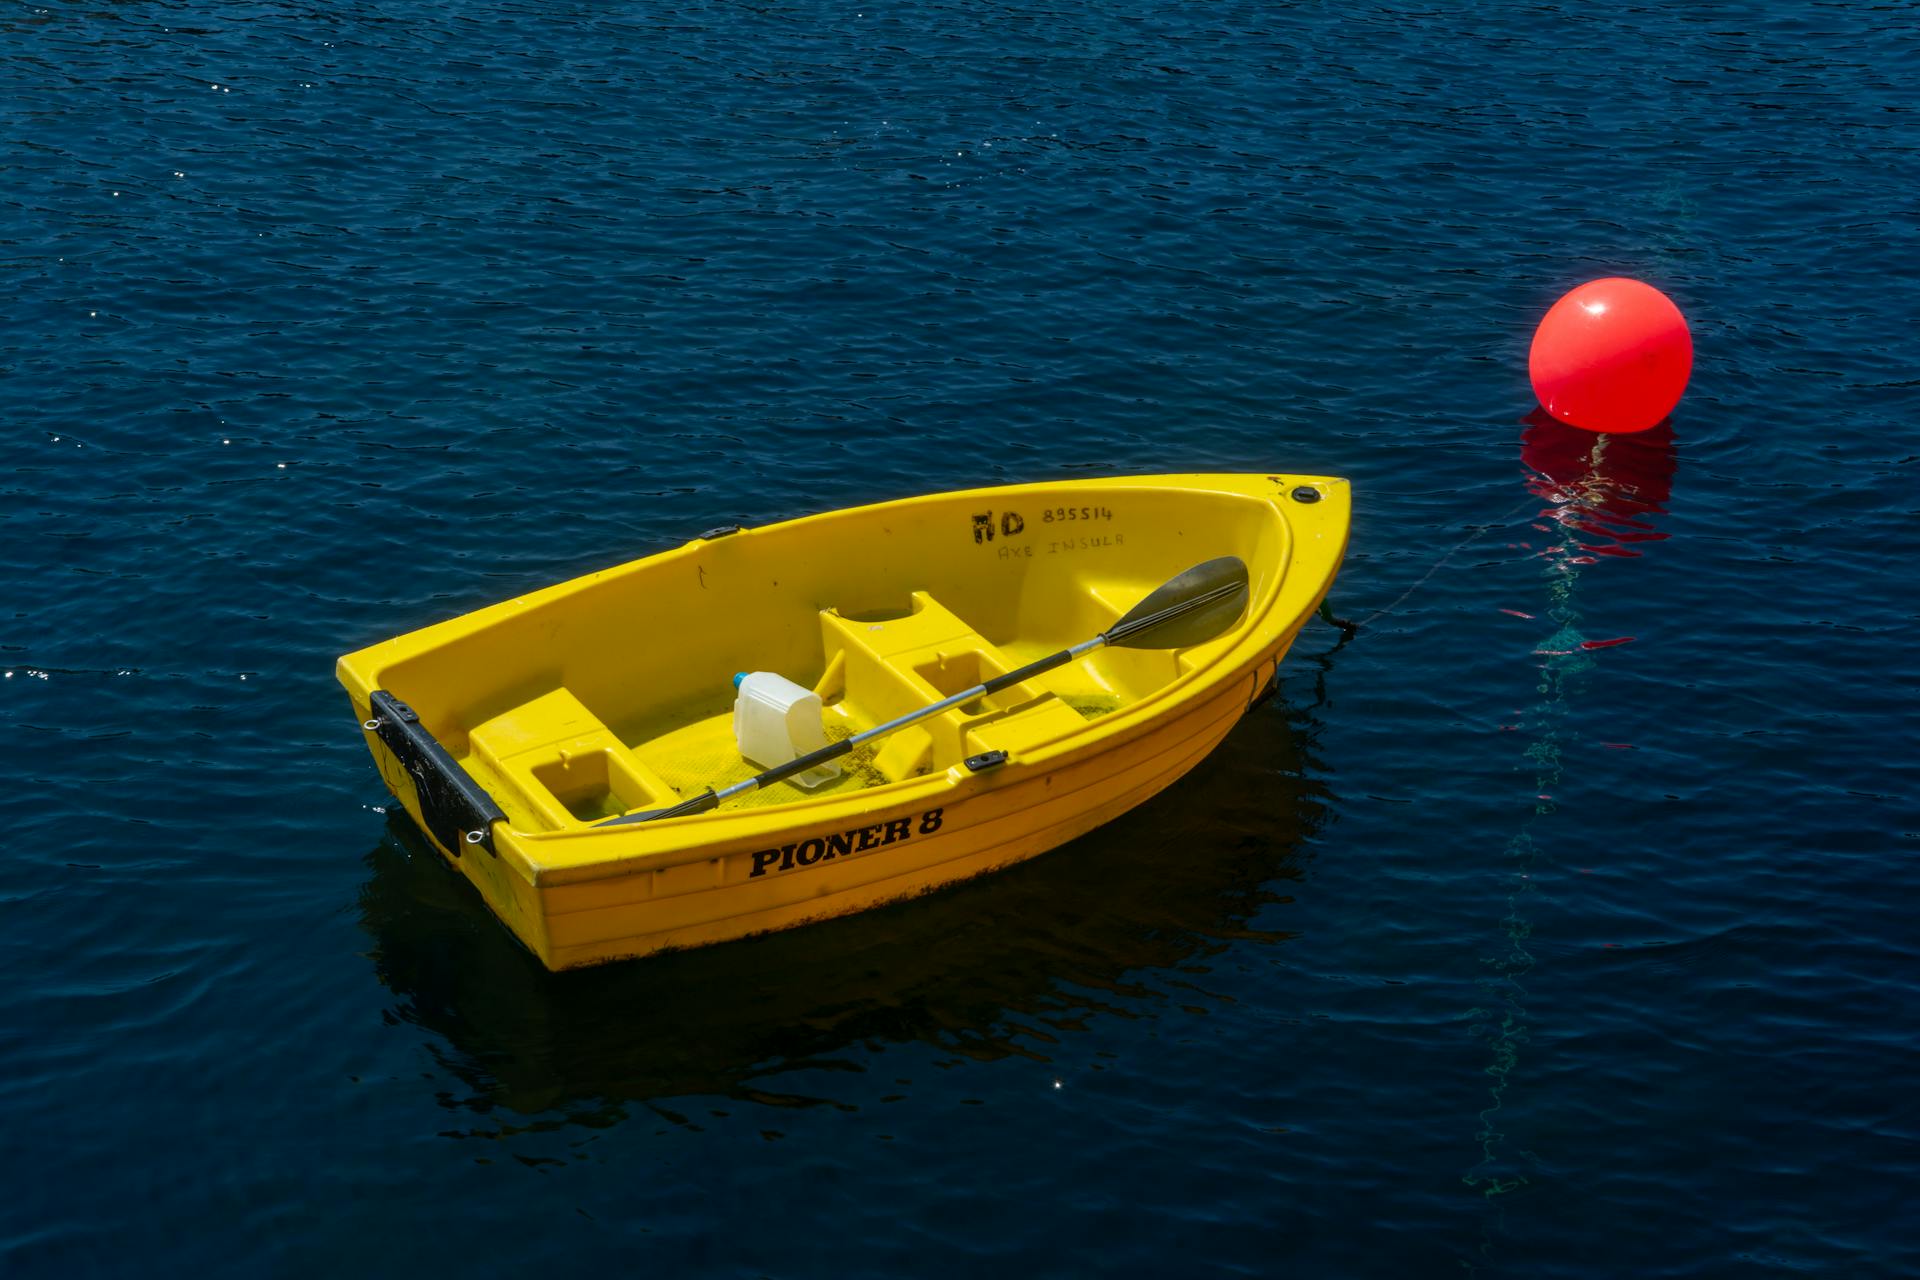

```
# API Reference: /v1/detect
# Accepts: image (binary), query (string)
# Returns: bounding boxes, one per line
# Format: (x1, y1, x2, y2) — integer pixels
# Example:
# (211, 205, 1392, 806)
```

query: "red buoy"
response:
(1528, 278, 1693, 434)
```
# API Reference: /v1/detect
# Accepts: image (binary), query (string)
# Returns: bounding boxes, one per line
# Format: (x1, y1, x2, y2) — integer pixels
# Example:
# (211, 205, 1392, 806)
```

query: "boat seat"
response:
(818, 593, 1090, 781)
(467, 688, 679, 829)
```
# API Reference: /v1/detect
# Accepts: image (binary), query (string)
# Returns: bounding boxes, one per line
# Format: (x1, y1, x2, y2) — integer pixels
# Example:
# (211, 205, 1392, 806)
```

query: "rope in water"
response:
(1316, 497, 1540, 640)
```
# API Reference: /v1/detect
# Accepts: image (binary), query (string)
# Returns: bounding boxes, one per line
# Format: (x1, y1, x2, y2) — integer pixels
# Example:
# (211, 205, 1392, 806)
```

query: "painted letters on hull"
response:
(748, 809, 945, 877)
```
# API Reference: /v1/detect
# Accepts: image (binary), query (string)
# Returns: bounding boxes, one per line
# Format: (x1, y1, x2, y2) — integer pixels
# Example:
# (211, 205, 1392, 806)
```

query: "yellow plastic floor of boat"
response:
(1058, 692, 1123, 720)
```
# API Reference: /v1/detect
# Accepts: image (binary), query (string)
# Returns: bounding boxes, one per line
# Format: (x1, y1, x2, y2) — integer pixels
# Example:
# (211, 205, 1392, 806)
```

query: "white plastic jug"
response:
(732, 672, 842, 789)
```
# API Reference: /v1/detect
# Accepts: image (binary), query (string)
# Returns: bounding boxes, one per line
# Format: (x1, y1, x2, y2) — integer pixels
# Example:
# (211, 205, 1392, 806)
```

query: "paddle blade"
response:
(1103, 556, 1251, 650)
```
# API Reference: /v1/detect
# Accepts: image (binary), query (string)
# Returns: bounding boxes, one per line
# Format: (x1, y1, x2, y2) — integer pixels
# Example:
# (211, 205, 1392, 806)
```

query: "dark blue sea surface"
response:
(4, 1, 1917, 1274)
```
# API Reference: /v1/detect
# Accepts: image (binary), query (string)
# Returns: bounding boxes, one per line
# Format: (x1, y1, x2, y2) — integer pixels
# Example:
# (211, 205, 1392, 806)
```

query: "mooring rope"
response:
(1315, 496, 1541, 643)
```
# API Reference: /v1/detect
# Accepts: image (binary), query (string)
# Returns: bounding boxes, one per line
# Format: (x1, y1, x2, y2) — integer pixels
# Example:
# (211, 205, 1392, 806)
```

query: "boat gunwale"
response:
(336, 472, 1336, 680)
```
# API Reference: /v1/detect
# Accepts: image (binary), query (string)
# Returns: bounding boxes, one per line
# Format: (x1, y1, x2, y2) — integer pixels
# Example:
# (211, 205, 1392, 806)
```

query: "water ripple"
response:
(3, 0, 1918, 1275)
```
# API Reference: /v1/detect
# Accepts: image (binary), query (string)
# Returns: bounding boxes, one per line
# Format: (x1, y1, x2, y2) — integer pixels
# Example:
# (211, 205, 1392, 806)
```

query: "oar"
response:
(600, 556, 1251, 826)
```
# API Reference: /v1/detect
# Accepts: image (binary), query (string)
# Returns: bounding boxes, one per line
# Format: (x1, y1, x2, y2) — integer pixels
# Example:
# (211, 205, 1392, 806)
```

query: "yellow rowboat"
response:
(337, 472, 1350, 970)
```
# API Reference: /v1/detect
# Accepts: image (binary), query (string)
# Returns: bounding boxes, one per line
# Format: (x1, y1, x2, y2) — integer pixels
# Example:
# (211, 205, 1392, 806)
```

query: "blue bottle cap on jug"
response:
(733, 671, 748, 688)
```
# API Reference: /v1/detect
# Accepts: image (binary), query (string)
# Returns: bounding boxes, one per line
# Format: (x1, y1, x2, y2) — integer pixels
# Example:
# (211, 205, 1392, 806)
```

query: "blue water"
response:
(4, 2, 1917, 1274)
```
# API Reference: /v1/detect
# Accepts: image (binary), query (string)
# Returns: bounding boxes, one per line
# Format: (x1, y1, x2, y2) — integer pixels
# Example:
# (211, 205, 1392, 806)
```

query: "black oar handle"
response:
(601, 784, 725, 825)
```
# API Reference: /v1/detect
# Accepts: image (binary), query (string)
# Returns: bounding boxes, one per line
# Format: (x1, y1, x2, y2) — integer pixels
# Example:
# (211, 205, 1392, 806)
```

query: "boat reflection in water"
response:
(357, 693, 1330, 1126)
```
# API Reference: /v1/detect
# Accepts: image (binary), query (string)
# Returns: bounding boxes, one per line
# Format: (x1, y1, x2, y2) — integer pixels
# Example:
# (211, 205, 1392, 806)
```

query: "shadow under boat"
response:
(356, 687, 1332, 1122)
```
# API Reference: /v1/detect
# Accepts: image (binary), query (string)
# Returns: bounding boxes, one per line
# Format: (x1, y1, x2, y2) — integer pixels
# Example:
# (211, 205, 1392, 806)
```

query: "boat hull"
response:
(340, 473, 1348, 969)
